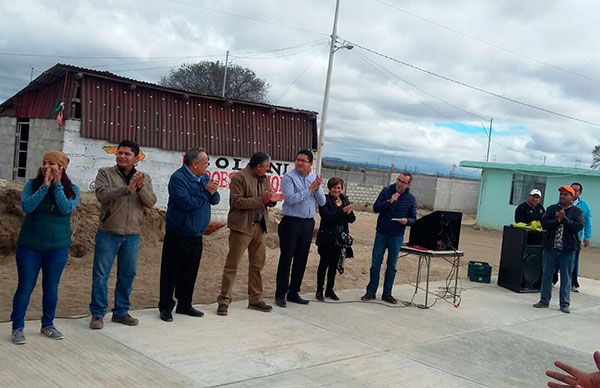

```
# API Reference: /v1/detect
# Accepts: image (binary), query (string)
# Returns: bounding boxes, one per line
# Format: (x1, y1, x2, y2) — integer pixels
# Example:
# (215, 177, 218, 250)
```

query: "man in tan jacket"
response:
(89, 140, 157, 329)
(216, 152, 283, 316)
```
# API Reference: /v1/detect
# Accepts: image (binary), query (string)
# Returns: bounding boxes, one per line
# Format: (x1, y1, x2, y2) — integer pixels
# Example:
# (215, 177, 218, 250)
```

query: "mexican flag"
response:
(54, 101, 64, 126)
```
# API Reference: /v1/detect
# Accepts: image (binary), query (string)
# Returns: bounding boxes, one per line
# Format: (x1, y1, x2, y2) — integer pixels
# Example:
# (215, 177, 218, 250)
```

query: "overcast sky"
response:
(2, 0, 600, 175)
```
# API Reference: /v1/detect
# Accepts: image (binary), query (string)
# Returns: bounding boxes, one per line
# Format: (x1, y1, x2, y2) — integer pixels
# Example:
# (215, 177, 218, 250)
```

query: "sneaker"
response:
(382, 294, 398, 304)
(560, 306, 571, 314)
(248, 301, 273, 312)
(90, 316, 104, 330)
(111, 314, 139, 326)
(12, 328, 26, 345)
(217, 303, 229, 316)
(533, 302, 549, 308)
(571, 286, 580, 293)
(361, 292, 376, 301)
(41, 326, 64, 340)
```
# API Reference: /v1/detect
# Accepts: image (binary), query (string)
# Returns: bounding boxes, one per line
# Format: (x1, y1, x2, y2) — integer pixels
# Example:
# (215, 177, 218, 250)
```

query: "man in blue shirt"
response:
(275, 149, 326, 307)
(362, 172, 417, 304)
(158, 147, 220, 322)
(569, 182, 592, 292)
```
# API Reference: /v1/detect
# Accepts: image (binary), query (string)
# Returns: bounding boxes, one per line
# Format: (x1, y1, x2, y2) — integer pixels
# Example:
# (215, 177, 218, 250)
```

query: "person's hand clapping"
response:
(557, 208, 565, 222)
(206, 179, 219, 194)
(52, 166, 63, 184)
(343, 203, 353, 214)
(309, 175, 323, 192)
(43, 168, 53, 187)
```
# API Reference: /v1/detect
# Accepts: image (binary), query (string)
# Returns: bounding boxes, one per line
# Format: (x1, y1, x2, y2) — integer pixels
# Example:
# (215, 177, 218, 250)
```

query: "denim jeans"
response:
(11, 247, 69, 330)
(572, 249, 580, 288)
(540, 248, 575, 308)
(366, 231, 404, 296)
(89, 231, 140, 318)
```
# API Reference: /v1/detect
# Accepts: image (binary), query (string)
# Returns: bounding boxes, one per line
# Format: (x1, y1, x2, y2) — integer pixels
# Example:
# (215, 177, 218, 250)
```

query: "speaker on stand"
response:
(498, 226, 545, 293)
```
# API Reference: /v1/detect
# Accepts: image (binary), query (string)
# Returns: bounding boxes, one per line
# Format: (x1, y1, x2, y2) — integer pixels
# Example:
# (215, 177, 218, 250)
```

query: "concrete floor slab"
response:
(0, 319, 191, 387)
(228, 351, 483, 388)
(2, 278, 600, 387)
(401, 329, 595, 388)
(95, 304, 379, 386)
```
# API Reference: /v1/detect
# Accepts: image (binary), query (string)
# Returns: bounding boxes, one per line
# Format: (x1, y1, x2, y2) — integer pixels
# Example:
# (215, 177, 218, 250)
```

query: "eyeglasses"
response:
(396, 178, 410, 184)
(295, 158, 310, 164)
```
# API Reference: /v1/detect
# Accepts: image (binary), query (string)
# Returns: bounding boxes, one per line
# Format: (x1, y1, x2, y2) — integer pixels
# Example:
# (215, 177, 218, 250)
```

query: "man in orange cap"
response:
(533, 185, 583, 314)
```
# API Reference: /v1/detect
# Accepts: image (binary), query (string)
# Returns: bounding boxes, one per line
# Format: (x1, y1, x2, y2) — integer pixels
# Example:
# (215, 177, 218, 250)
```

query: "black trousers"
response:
(317, 246, 339, 292)
(158, 232, 203, 312)
(275, 216, 314, 299)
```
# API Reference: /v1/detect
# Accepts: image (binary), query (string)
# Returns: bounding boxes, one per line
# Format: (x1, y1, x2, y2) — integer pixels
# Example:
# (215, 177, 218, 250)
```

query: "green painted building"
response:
(460, 161, 599, 245)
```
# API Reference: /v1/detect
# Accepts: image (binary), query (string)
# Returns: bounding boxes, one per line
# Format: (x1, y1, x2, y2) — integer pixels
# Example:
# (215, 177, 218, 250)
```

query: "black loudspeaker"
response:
(497, 226, 545, 293)
(408, 211, 462, 251)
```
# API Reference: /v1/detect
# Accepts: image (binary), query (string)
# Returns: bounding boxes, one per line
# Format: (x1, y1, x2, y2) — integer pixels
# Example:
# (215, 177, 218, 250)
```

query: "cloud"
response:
(2, 0, 600, 174)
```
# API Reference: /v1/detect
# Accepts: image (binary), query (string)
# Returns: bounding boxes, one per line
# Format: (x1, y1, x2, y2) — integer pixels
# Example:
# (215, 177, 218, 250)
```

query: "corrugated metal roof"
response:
(1, 64, 318, 161)
(1, 63, 317, 115)
(460, 160, 600, 177)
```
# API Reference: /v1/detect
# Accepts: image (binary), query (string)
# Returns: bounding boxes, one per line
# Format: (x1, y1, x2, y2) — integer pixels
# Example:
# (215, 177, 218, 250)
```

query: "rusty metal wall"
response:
(11, 72, 75, 119)
(80, 78, 316, 161)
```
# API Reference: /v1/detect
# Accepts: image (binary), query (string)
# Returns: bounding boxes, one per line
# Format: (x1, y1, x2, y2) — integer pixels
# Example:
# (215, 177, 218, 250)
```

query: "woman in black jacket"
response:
(315, 177, 356, 301)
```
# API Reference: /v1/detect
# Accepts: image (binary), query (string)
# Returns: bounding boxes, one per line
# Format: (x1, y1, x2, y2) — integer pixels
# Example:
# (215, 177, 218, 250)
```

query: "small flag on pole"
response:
(54, 101, 64, 127)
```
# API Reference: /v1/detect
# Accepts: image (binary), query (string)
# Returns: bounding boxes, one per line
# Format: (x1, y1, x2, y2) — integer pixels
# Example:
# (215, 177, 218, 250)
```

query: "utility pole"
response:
(221, 50, 229, 98)
(30, 67, 34, 82)
(486, 118, 493, 162)
(315, 0, 341, 176)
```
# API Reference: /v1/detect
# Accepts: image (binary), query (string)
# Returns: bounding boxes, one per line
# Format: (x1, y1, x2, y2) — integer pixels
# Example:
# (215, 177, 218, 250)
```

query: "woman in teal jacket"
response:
(11, 151, 80, 345)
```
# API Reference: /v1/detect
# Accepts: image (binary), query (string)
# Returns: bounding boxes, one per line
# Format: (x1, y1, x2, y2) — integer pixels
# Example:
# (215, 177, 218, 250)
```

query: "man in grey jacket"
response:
(89, 140, 157, 329)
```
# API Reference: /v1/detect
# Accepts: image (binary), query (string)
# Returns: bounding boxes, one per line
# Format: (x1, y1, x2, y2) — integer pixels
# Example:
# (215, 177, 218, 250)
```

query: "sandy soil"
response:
(1, 186, 599, 323)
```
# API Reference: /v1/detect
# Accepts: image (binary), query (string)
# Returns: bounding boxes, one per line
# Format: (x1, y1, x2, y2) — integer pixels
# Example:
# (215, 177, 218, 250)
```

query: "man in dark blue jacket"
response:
(362, 172, 417, 304)
(533, 185, 583, 314)
(158, 147, 220, 321)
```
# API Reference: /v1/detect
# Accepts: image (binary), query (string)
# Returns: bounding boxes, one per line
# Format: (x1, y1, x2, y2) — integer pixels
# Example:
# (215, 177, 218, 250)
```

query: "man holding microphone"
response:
(362, 172, 416, 304)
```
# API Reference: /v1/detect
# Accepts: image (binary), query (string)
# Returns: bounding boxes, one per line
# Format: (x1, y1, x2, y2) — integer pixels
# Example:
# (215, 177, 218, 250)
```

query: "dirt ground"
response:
(1, 185, 600, 323)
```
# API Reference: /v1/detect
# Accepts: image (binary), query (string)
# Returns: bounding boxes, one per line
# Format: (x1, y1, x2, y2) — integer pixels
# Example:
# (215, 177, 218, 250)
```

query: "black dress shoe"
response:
(287, 294, 309, 305)
(275, 298, 287, 308)
(160, 310, 173, 322)
(316, 289, 324, 302)
(175, 306, 204, 317)
(382, 294, 398, 304)
(325, 290, 339, 301)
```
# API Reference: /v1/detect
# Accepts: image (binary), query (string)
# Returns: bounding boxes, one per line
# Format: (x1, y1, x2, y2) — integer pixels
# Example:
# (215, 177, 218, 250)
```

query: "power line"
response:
(0, 39, 329, 62)
(354, 50, 488, 122)
(273, 43, 329, 104)
(374, 0, 600, 85)
(348, 40, 600, 127)
(353, 49, 491, 145)
(353, 49, 543, 156)
(163, 0, 328, 37)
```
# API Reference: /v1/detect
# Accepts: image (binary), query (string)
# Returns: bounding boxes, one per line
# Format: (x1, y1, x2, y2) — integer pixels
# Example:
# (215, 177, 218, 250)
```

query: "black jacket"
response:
(541, 204, 584, 251)
(514, 201, 544, 224)
(316, 193, 356, 247)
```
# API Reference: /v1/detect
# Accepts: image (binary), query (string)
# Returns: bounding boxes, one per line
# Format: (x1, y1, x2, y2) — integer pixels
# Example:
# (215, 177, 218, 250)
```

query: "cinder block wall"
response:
(406, 173, 437, 209)
(434, 177, 479, 213)
(25, 119, 66, 178)
(0, 117, 16, 179)
(343, 182, 383, 205)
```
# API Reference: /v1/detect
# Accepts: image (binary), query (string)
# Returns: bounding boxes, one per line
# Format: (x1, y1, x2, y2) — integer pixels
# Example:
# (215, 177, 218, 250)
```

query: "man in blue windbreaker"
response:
(158, 147, 220, 322)
(361, 171, 417, 304)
